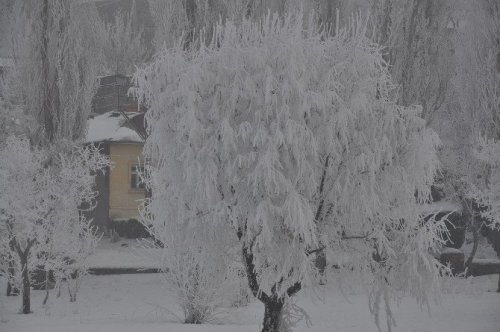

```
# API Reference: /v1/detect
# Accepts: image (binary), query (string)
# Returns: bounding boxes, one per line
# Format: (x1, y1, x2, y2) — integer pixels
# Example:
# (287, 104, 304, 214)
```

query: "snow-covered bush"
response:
(0, 136, 108, 313)
(163, 243, 227, 323)
(134, 12, 444, 332)
(140, 204, 240, 323)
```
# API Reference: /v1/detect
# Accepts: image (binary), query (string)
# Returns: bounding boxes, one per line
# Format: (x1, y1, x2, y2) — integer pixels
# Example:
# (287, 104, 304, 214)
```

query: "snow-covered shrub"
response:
(140, 205, 239, 324)
(165, 245, 225, 323)
(0, 136, 108, 312)
(134, 12, 444, 332)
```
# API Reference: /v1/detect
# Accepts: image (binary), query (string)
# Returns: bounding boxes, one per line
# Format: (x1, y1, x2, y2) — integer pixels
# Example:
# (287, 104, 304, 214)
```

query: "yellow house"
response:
(85, 110, 147, 236)
(85, 75, 148, 236)
(108, 143, 145, 220)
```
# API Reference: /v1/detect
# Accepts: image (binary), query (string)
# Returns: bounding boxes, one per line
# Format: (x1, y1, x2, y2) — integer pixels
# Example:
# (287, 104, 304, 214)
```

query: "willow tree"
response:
(134, 14, 444, 332)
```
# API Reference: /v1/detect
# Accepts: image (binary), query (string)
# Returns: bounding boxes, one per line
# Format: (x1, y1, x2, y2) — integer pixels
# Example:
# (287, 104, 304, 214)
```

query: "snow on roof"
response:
(85, 111, 143, 143)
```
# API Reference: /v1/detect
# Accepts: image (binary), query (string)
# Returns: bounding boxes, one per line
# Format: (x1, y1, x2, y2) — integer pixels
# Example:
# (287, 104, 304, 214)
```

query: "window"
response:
(130, 165, 145, 189)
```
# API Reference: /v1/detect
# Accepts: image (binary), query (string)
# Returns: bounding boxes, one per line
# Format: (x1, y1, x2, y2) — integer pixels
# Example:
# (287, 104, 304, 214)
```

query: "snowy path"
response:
(1, 274, 500, 332)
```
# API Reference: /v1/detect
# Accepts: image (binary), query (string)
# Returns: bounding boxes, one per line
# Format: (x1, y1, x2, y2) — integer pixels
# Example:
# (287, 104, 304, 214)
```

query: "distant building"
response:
(86, 74, 147, 236)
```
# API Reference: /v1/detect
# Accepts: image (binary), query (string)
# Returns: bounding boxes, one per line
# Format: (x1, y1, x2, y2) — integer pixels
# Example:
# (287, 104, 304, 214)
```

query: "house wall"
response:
(90, 143, 111, 232)
(109, 143, 145, 220)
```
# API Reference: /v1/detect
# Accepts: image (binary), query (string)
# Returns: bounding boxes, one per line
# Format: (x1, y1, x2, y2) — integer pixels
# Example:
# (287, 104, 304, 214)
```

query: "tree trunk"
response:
(20, 256, 31, 314)
(241, 242, 301, 332)
(465, 213, 479, 270)
(42, 269, 50, 305)
(497, 273, 500, 293)
(315, 250, 327, 285)
(261, 299, 284, 332)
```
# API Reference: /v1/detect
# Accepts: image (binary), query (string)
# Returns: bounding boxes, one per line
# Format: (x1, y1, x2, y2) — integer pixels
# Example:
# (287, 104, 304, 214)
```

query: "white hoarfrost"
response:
(469, 138, 500, 231)
(0, 136, 109, 310)
(134, 13, 445, 332)
(5, 0, 103, 143)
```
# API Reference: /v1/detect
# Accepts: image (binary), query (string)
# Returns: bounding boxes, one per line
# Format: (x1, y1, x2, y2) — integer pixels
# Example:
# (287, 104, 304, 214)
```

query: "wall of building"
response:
(89, 142, 111, 232)
(109, 142, 145, 220)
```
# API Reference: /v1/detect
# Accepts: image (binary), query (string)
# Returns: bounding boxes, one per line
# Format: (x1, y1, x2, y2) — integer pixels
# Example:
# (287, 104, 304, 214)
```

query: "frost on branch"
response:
(468, 138, 500, 232)
(0, 136, 108, 312)
(134, 12, 444, 332)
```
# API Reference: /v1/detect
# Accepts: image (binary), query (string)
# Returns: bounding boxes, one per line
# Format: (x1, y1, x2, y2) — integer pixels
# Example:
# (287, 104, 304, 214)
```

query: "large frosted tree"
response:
(101, 9, 148, 75)
(6, 0, 103, 144)
(370, 0, 455, 126)
(134, 14, 444, 332)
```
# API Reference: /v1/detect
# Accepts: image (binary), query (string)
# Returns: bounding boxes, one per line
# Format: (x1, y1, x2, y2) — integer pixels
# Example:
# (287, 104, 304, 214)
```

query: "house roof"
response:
(92, 74, 139, 115)
(85, 111, 145, 143)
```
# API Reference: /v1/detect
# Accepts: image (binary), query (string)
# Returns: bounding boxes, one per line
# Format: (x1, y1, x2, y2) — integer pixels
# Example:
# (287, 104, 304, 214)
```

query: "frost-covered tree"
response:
(470, 139, 500, 231)
(0, 73, 32, 144)
(447, 0, 500, 267)
(0, 137, 108, 313)
(368, 0, 499, 266)
(468, 137, 500, 291)
(134, 14, 444, 332)
(370, 0, 455, 125)
(101, 10, 148, 75)
(453, 0, 500, 286)
(147, 0, 365, 52)
(7, 0, 103, 144)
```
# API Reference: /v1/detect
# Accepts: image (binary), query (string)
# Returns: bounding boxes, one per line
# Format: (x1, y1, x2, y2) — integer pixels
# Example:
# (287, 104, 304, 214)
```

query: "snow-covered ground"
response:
(85, 238, 160, 269)
(1, 273, 499, 332)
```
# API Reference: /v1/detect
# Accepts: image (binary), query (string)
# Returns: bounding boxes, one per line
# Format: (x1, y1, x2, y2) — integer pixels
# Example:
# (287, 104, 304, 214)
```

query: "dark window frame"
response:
(130, 164, 145, 190)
